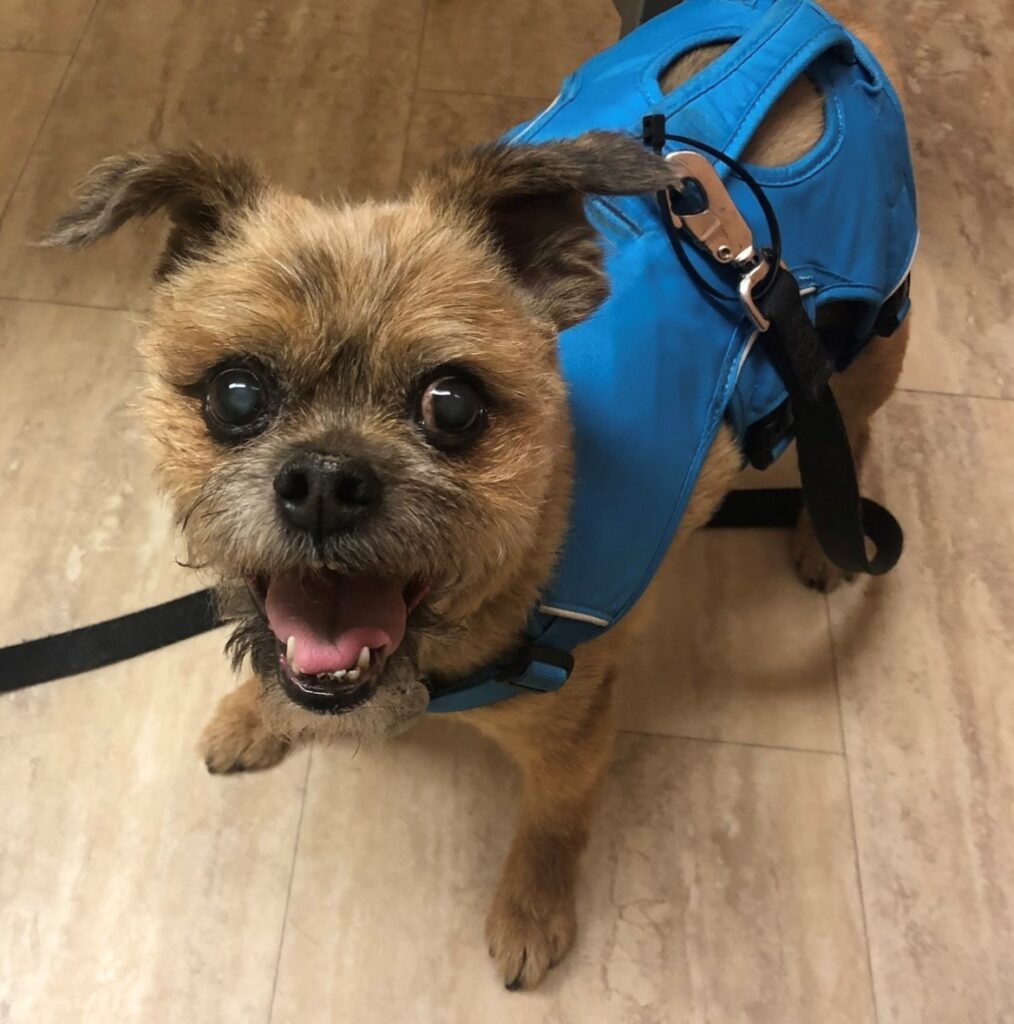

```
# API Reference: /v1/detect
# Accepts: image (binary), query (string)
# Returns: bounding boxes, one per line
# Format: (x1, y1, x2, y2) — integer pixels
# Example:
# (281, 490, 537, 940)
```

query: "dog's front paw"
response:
(485, 883, 577, 991)
(792, 511, 854, 593)
(200, 680, 291, 774)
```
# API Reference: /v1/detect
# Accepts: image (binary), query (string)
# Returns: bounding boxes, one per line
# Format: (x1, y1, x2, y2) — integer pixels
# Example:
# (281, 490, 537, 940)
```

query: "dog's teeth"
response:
(357, 646, 370, 671)
(346, 668, 361, 683)
(327, 669, 347, 681)
(286, 636, 297, 664)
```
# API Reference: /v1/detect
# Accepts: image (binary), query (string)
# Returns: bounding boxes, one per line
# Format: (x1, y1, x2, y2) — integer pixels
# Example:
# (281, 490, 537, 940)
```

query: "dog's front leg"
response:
(466, 658, 615, 990)
(200, 676, 293, 774)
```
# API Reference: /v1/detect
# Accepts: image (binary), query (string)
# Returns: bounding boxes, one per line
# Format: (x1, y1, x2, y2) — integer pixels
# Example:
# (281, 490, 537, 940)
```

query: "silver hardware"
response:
(664, 150, 783, 333)
(738, 260, 773, 332)
(664, 150, 757, 266)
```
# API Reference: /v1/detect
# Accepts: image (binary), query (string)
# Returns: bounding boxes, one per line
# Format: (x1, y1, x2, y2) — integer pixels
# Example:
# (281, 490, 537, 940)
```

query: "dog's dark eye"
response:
(418, 375, 487, 450)
(204, 366, 270, 441)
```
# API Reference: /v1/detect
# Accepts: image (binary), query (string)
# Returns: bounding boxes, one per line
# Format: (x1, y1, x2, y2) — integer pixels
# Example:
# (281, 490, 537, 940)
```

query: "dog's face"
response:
(46, 136, 673, 739)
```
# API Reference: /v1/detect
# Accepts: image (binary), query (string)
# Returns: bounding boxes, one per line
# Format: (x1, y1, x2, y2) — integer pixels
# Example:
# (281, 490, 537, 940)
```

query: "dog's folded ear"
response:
(40, 147, 265, 279)
(417, 131, 675, 330)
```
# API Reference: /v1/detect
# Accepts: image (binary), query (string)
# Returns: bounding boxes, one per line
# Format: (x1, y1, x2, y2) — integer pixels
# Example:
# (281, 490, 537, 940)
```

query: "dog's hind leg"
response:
(793, 318, 911, 591)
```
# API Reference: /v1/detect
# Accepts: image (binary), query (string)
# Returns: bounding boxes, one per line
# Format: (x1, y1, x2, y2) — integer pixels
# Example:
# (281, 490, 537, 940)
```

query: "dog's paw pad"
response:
(486, 897, 575, 991)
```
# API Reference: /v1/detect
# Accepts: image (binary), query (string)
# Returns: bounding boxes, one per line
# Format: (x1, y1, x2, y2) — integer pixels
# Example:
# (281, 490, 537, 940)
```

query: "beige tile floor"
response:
(0, 1, 1010, 1022)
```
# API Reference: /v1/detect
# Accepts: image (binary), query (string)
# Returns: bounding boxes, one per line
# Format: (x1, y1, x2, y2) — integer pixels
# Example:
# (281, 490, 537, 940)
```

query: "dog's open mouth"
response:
(248, 570, 428, 713)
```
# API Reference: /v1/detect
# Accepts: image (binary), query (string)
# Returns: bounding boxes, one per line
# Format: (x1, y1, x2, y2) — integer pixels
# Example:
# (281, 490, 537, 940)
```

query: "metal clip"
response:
(664, 150, 778, 332)
(737, 260, 773, 332)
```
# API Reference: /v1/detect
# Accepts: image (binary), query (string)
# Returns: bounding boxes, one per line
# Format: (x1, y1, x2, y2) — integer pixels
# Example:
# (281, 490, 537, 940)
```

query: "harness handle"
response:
(661, 0, 853, 162)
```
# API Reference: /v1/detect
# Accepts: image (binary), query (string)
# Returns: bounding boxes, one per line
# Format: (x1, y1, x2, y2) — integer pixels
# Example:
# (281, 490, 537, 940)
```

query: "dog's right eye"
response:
(204, 365, 271, 442)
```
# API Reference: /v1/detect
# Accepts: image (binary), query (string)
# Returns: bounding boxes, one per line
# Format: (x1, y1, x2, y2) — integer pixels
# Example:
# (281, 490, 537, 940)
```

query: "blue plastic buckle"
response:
(495, 644, 575, 693)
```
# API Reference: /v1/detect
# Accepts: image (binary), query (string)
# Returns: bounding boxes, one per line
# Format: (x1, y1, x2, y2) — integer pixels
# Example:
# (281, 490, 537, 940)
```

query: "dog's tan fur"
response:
(47, 15, 909, 991)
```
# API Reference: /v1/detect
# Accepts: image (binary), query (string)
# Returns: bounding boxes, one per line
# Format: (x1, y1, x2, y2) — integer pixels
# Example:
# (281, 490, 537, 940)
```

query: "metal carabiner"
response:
(663, 150, 777, 332)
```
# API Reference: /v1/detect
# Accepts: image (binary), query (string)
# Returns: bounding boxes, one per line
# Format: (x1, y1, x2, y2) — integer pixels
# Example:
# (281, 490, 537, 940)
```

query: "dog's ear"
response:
(40, 147, 265, 279)
(417, 131, 675, 330)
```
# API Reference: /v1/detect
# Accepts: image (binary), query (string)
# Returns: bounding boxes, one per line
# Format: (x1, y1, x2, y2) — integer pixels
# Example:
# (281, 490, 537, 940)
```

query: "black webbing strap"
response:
(0, 589, 221, 693)
(755, 270, 903, 576)
(705, 487, 899, 545)
(707, 487, 804, 527)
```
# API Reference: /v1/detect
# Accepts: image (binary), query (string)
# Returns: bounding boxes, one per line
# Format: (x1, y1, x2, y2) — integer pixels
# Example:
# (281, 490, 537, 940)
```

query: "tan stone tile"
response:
(0, 0, 93, 53)
(0, 0, 426, 310)
(0, 299, 218, 744)
(0, 631, 309, 1024)
(0, 299, 304, 1022)
(400, 89, 551, 189)
(899, 255, 1012, 399)
(830, 392, 1014, 1024)
(617, 524, 841, 752)
(271, 721, 873, 1023)
(0, 300, 195, 644)
(0, 52, 67, 210)
(827, 0, 1014, 398)
(417, 0, 617, 98)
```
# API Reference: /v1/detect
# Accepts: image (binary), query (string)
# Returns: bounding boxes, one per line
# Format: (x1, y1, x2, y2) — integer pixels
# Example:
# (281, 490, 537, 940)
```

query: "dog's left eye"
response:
(204, 365, 271, 441)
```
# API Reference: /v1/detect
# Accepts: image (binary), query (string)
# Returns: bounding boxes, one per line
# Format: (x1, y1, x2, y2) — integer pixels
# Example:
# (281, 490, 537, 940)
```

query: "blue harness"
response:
(427, 0, 917, 713)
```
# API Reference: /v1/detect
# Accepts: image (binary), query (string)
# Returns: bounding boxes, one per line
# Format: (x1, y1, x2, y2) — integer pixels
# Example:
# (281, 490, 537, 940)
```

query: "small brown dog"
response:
(45, 27, 908, 991)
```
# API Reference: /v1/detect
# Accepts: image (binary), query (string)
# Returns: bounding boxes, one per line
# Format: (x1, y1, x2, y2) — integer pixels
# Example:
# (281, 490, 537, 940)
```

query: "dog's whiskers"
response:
(175, 555, 211, 570)
(179, 493, 211, 532)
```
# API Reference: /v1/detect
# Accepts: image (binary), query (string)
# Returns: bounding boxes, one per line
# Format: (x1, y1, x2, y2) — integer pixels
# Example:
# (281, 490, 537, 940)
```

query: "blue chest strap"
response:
(426, 610, 595, 713)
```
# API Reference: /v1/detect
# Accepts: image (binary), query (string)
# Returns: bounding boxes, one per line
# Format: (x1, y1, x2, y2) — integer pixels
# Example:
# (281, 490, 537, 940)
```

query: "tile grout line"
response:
(823, 596, 883, 1024)
(266, 742, 314, 1024)
(618, 727, 844, 758)
(0, 47, 75, 57)
(0, 0, 102, 236)
(897, 386, 1012, 403)
(0, 292, 134, 314)
(414, 85, 556, 104)
(394, 0, 433, 188)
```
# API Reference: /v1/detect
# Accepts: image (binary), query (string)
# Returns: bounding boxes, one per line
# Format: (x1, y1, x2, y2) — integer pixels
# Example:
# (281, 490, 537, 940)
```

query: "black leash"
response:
(753, 272, 903, 575)
(0, 590, 220, 693)
(0, 487, 888, 694)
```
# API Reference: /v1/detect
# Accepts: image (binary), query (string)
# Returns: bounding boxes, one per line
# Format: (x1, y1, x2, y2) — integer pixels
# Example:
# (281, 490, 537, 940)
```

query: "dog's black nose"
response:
(274, 453, 383, 537)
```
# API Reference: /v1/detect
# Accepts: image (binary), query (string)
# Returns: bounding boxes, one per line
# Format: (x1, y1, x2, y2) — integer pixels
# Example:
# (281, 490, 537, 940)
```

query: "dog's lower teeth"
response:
(283, 641, 373, 685)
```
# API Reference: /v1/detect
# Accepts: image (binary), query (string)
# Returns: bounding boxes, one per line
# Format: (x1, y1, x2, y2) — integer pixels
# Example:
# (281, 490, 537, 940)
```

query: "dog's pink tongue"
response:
(265, 571, 407, 677)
